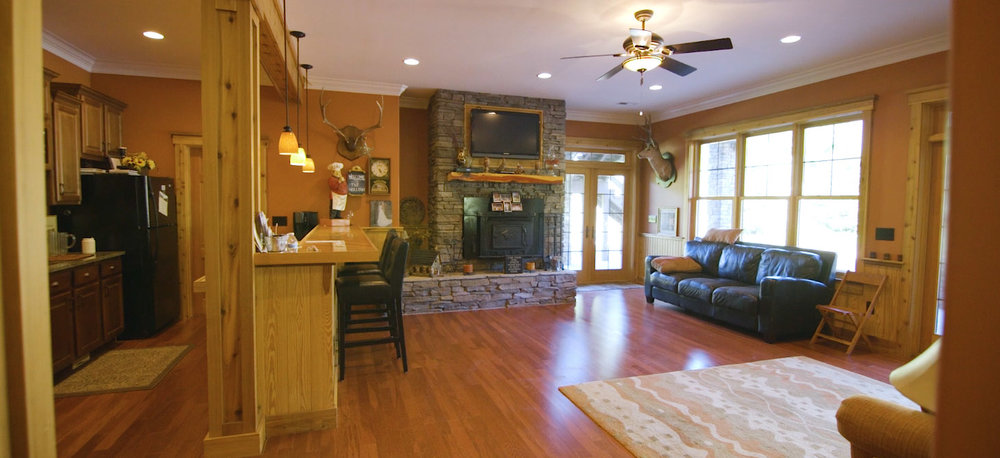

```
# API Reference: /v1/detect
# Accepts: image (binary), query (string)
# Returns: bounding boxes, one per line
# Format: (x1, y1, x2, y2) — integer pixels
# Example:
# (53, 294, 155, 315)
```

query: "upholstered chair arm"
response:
(836, 395, 934, 458)
(644, 255, 659, 302)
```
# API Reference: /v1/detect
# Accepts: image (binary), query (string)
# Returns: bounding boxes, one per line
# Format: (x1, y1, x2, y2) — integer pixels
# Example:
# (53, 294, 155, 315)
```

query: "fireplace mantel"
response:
(446, 171, 563, 185)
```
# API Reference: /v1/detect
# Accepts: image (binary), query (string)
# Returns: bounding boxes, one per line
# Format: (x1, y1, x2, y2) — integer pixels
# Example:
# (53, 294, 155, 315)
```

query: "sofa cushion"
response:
(756, 249, 823, 283)
(685, 241, 727, 276)
(703, 228, 743, 244)
(649, 272, 711, 293)
(651, 256, 703, 274)
(718, 245, 765, 284)
(712, 285, 761, 314)
(678, 277, 746, 303)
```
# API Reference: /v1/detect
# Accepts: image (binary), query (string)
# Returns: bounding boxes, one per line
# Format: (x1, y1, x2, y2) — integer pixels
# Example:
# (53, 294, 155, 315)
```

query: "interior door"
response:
(563, 167, 632, 284)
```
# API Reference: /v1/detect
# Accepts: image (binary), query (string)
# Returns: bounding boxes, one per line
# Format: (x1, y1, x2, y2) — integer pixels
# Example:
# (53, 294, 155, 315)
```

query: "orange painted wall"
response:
(936, 0, 1000, 454)
(43, 50, 90, 86)
(565, 119, 641, 139)
(399, 107, 429, 209)
(647, 52, 948, 253)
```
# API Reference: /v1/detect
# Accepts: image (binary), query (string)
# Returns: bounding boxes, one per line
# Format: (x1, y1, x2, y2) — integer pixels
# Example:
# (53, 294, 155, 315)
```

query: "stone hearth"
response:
(402, 271, 577, 314)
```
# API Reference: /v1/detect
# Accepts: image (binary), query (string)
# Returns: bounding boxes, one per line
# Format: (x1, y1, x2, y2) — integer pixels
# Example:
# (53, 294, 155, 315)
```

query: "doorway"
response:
(562, 149, 636, 284)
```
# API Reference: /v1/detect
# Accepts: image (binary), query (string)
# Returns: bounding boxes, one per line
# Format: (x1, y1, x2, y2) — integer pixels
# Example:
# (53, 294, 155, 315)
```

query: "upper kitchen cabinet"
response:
(50, 83, 127, 161)
(50, 89, 83, 205)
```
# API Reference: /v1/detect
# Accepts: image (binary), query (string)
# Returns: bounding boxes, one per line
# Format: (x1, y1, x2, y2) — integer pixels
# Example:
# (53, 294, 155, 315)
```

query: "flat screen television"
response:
(466, 106, 542, 160)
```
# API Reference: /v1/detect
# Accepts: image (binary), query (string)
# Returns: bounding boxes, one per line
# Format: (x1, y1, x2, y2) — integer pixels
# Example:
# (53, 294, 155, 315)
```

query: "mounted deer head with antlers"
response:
(320, 91, 383, 160)
(636, 114, 677, 188)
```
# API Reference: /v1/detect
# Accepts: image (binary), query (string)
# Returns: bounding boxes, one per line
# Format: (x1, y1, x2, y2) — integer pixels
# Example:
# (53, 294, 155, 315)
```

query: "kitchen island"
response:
(252, 225, 378, 436)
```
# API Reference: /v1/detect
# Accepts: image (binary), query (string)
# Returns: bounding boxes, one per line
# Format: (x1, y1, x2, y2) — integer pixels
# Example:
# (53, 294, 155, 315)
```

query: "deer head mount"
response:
(636, 114, 677, 188)
(320, 92, 383, 160)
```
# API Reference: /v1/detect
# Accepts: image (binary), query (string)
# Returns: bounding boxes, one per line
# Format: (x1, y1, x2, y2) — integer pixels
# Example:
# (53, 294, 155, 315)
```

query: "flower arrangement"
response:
(120, 152, 156, 174)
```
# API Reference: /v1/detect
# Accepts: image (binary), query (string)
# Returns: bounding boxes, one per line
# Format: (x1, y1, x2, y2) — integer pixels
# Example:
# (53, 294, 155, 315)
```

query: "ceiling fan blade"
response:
(666, 37, 733, 54)
(659, 56, 697, 76)
(629, 28, 653, 48)
(596, 64, 625, 81)
(561, 53, 625, 60)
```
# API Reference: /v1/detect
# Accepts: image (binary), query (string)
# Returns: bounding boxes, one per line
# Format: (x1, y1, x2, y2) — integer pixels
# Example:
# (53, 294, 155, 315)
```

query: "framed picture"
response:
(658, 207, 679, 236)
(492, 192, 502, 202)
(503, 202, 511, 212)
(511, 202, 523, 212)
(370, 200, 393, 227)
(511, 192, 521, 203)
(491, 202, 503, 212)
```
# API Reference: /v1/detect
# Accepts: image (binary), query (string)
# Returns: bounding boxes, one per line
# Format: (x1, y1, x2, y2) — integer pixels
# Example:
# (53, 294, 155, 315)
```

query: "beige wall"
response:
(647, 52, 948, 252)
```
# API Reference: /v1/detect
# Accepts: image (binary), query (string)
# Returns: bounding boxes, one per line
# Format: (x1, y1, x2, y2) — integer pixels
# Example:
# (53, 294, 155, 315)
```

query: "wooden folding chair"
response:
(810, 271, 887, 355)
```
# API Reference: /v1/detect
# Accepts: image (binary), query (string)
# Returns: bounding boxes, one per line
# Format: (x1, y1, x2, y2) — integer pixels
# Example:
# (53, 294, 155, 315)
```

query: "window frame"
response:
(686, 98, 874, 272)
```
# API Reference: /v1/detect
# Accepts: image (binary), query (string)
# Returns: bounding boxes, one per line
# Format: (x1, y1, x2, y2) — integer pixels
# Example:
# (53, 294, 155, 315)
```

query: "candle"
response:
(525, 262, 535, 271)
(463, 264, 474, 275)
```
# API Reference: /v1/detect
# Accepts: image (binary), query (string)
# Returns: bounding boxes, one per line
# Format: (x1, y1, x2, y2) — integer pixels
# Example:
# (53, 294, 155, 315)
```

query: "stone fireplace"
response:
(427, 89, 566, 271)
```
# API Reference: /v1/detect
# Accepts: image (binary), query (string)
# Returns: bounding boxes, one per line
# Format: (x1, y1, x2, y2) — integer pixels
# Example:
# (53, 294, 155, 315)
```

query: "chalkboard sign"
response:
(504, 255, 523, 274)
(347, 168, 366, 195)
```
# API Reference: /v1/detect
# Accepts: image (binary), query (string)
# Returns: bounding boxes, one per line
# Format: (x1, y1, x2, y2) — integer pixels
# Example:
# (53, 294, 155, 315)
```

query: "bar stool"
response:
(338, 229, 397, 278)
(335, 237, 409, 380)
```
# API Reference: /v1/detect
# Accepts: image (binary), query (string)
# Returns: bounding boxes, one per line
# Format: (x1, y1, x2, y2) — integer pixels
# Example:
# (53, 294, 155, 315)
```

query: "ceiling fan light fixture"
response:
(623, 55, 662, 72)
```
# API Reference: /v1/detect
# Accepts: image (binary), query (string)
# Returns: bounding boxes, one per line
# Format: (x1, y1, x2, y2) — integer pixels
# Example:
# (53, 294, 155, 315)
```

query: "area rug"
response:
(559, 356, 916, 457)
(54, 345, 192, 398)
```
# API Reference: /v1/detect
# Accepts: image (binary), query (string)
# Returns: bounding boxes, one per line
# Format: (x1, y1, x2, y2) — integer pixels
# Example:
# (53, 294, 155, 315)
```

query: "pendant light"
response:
(301, 63, 315, 173)
(277, 0, 298, 155)
(289, 30, 307, 166)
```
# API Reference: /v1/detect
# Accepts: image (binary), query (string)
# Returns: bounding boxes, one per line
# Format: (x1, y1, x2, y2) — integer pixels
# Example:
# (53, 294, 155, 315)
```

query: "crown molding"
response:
(652, 33, 950, 122)
(566, 109, 640, 125)
(400, 95, 429, 109)
(308, 77, 407, 96)
(91, 60, 201, 81)
(42, 29, 96, 72)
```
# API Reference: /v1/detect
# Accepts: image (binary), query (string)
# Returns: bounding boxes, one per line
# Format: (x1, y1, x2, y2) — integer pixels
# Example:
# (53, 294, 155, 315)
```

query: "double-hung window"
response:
(689, 99, 872, 272)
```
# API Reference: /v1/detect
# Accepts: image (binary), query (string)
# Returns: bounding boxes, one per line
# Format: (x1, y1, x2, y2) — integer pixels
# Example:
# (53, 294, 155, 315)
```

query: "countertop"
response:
(253, 225, 379, 266)
(48, 251, 125, 273)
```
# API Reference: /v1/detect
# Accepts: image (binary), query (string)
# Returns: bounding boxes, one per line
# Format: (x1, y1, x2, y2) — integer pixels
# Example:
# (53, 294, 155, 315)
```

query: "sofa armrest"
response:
(644, 255, 659, 303)
(836, 395, 934, 458)
(757, 276, 833, 341)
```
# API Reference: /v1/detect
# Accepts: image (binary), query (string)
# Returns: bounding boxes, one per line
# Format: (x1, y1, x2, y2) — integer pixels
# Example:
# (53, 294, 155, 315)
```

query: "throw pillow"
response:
(703, 228, 743, 244)
(651, 256, 703, 274)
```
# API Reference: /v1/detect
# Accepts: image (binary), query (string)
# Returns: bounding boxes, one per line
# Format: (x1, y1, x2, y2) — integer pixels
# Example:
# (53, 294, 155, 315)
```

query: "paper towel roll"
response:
(81, 237, 96, 254)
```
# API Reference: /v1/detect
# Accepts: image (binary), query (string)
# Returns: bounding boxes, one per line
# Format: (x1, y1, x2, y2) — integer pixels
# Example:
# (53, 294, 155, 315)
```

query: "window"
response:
(689, 100, 872, 271)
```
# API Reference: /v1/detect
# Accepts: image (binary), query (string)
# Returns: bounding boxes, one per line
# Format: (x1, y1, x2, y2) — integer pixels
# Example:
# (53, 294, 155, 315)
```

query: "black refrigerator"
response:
(57, 174, 180, 339)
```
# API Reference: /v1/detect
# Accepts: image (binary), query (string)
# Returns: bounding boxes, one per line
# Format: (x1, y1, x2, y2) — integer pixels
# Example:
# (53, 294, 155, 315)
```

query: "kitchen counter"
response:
(253, 225, 379, 266)
(48, 251, 125, 273)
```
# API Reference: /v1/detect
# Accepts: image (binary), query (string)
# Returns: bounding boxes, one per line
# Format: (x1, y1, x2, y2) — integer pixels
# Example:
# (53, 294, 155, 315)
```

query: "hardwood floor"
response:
(55, 287, 906, 456)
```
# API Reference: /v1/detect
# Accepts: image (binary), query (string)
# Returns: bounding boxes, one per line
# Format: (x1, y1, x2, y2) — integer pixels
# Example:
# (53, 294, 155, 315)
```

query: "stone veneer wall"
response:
(428, 89, 567, 269)
(403, 272, 577, 313)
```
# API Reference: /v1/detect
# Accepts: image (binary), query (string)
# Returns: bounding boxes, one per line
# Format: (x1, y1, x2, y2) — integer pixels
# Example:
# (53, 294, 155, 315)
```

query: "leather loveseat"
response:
(644, 240, 838, 342)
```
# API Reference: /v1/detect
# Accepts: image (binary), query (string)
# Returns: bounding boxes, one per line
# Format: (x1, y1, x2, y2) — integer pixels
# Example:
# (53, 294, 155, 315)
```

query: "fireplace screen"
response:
(463, 197, 544, 259)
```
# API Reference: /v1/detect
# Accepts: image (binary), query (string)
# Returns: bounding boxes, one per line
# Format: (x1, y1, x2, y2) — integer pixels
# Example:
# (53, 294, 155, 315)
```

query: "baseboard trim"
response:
(203, 427, 265, 457)
(265, 408, 338, 437)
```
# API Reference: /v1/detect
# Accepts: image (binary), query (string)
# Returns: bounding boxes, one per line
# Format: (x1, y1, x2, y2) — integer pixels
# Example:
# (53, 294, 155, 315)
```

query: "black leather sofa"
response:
(644, 240, 838, 342)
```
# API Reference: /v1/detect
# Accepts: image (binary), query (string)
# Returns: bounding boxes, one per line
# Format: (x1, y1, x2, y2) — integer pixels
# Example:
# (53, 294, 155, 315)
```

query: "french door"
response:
(562, 166, 634, 284)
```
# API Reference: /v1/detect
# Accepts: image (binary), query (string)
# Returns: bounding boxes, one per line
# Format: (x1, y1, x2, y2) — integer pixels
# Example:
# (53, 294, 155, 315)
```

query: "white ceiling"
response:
(42, 0, 949, 124)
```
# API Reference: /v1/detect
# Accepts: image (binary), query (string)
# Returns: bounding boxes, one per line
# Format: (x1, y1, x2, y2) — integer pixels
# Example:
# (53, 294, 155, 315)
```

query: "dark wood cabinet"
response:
(49, 254, 125, 374)
(100, 259, 124, 340)
(73, 281, 103, 357)
(49, 270, 74, 373)
(50, 83, 127, 161)
(50, 90, 83, 205)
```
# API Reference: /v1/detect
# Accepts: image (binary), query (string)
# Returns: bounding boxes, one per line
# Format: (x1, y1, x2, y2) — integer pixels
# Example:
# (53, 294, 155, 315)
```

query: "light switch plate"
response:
(648, 214, 657, 223)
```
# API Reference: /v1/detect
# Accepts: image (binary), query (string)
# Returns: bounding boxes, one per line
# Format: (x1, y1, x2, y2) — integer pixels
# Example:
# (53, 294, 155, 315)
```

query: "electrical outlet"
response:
(272, 216, 288, 227)
(648, 214, 657, 223)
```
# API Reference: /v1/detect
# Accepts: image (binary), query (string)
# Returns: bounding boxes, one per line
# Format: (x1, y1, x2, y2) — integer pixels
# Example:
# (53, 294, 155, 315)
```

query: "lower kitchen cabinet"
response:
(49, 253, 125, 374)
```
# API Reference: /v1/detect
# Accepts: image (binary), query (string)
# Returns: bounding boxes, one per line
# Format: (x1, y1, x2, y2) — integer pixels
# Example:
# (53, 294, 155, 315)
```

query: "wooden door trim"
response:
(172, 134, 202, 320)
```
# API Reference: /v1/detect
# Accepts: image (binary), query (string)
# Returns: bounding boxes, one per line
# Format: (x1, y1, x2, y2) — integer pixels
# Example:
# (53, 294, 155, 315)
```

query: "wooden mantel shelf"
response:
(446, 171, 563, 184)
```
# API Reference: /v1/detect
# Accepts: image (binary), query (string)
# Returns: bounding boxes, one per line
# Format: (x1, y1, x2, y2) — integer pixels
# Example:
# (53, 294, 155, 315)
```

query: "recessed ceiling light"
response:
(403, 57, 420, 66)
(537, 72, 552, 79)
(649, 84, 663, 91)
(780, 35, 801, 44)
(143, 31, 165, 40)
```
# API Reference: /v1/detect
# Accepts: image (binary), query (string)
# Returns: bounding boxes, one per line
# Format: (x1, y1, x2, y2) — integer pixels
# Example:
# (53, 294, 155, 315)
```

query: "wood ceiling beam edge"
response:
(254, 0, 300, 101)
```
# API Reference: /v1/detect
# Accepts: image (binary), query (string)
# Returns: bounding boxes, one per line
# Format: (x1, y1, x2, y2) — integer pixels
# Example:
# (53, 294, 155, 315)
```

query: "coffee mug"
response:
(48, 231, 76, 256)
(81, 237, 96, 255)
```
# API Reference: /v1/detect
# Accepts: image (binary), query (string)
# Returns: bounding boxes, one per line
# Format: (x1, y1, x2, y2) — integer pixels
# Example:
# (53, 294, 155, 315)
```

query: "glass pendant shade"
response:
(302, 157, 315, 173)
(278, 128, 298, 155)
(623, 55, 662, 72)
(290, 147, 306, 166)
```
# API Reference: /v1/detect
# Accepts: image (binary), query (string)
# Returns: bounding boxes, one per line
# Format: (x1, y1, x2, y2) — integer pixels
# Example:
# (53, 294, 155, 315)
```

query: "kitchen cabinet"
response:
(50, 90, 82, 205)
(43, 68, 58, 171)
(48, 253, 125, 374)
(50, 83, 127, 161)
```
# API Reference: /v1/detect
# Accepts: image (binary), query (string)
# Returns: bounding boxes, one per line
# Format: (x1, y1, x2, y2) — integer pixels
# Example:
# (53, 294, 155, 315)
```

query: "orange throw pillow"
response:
(703, 228, 743, 244)
(651, 256, 703, 274)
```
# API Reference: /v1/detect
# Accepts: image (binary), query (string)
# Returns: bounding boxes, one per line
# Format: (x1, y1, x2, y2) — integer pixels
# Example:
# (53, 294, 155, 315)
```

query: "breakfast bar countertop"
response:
(48, 251, 126, 273)
(253, 225, 379, 266)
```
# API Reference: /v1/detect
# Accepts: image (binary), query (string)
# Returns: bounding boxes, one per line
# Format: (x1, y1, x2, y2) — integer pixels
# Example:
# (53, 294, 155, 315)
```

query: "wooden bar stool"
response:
(335, 237, 409, 380)
(810, 271, 887, 355)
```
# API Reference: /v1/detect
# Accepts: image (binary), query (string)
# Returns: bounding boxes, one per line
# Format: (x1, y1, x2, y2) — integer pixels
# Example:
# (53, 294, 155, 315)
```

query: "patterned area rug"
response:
(54, 345, 191, 398)
(560, 356, 916, 457)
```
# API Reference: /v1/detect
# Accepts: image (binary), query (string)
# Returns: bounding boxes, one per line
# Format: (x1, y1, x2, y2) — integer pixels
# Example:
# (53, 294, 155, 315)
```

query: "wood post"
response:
(201, 0, 263, 454)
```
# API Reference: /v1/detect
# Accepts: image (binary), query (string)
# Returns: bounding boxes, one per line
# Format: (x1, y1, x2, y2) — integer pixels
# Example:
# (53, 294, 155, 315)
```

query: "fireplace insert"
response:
(463, 197, 544, 259)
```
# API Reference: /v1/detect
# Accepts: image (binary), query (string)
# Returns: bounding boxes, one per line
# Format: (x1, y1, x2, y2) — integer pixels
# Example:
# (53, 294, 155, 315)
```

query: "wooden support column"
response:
(201, 0, 263, 455)
(0, 0, 58, 455)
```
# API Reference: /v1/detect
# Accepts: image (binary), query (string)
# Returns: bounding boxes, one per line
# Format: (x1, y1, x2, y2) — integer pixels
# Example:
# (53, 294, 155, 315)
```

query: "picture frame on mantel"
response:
(658, 207, 679, 237)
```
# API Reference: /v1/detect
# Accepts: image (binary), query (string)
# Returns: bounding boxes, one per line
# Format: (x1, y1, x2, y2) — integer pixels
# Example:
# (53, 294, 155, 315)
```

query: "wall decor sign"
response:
(346, 166, 366, 195)
(504, 255, 523, 274)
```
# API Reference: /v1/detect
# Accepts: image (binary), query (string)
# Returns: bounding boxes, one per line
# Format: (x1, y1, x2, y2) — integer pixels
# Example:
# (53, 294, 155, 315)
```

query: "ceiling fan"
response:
(562, 9, 733, 82)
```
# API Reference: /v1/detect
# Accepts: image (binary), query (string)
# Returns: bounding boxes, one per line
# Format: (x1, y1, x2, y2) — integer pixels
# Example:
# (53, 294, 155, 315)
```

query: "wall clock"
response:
(370, 157, 390, 195)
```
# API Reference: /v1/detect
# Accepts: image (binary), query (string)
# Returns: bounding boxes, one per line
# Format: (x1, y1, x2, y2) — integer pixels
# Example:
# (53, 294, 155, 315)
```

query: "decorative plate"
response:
(400, 197, 426, 226)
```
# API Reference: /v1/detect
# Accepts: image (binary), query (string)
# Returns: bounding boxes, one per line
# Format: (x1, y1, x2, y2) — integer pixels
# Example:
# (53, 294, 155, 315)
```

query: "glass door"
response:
(562, 168, 632, 284)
